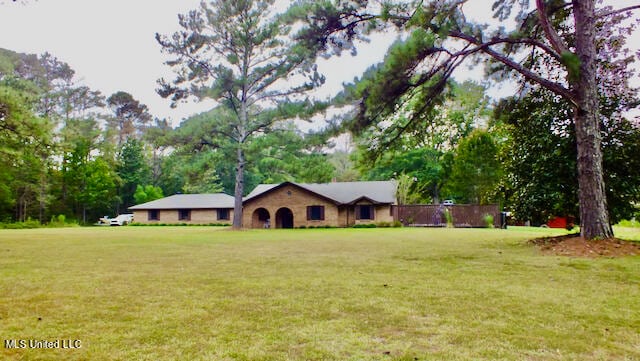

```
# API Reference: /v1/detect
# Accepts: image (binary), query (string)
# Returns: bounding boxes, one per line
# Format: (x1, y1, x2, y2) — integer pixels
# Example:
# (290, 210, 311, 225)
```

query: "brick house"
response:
(242, 181, 397, 228)
(129, 193, 234, 224)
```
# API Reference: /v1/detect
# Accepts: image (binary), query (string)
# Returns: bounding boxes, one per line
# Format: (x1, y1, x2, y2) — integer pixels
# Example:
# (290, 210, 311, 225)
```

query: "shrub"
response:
(0, 219, 42, 229)
(353, 223, 377, 228)
(483, 214, 494, 228)
(444, 210, 453, 228)
(392, 221, 403, 228)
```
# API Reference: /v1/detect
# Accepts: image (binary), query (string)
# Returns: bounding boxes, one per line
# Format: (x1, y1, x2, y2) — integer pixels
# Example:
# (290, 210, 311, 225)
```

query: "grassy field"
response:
(0, 226, 638, 361)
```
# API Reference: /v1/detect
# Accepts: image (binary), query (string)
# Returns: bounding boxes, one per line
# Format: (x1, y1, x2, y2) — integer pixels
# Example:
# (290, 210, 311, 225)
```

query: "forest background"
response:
(0, 0, 639, 228)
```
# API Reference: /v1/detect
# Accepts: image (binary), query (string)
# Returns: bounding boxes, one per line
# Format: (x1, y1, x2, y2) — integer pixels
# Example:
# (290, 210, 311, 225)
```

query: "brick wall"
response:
(243, 184, 395, 228)
(132, 209, 233, 225)
(243, 184, 340, 228)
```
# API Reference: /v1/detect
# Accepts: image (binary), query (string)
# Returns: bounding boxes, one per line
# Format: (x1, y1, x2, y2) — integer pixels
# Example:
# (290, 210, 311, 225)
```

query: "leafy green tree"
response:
(445, 130, 502, 205)
(1, 48, 109, 223)
(359, 148, 445, 204)
(79, 157, 119, 222)
(117, 139, 151, 212)
(500, 89, 640, 225)
(169, 108, 334, 196)
(297, 0, 639, 238)
(352, 80, 488, 203)
(157, 0, 325, 229)
(0, 71, 52, 222)
(248, 125, 334, 184)
(327, 151, 360, 182)
(133, 185, 164, 205)
(144, 118, 172, 185)
(179, 151, 225, 194)
(154, 153, 188, 197)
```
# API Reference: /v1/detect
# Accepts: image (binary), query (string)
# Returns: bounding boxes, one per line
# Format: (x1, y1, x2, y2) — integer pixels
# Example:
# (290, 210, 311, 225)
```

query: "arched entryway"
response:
(275, 207, 294, 229)
(252, 208, 271, 228)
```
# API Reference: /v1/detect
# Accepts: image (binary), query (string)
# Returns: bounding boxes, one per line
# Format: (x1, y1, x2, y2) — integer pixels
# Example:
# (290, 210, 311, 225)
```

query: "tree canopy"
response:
(293, 0, 640, 238)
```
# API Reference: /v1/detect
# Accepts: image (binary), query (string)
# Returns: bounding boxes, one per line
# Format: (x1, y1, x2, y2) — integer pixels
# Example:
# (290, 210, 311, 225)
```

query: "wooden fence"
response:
(392, 204, 501, 228)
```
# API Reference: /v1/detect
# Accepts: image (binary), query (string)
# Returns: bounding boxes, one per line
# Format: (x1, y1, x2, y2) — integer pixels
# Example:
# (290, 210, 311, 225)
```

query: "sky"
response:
(0, 0, 398, 126)
(0, 1, 637, 127)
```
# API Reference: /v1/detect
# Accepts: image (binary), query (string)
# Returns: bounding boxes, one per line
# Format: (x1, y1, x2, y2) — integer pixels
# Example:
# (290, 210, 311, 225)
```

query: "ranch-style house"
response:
(129, 193, 234, 224)
(129, 180, 397, 228)
(242, 181, 397, 228)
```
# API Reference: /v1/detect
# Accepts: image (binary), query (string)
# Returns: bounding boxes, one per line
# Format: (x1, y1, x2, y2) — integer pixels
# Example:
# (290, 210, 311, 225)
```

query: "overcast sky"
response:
(0, 0, 399, 126)
(0, 1, 637, 127)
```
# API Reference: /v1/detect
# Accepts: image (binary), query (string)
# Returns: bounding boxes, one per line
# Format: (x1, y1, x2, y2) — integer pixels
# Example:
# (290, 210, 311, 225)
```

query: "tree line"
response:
(1, 0, 639, 238)
(0, 48, 337, 224)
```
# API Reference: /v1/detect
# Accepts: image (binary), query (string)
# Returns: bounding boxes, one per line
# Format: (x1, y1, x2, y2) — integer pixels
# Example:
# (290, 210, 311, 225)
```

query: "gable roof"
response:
(244, 181, 397, 205)
(129, 193, 234, 210)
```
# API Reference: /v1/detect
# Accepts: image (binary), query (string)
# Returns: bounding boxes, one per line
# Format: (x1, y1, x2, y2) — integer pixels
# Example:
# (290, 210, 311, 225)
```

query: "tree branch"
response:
(597, 5, 640, 18)
(450, 30, 576, 105)
(535, 0, 570, 55)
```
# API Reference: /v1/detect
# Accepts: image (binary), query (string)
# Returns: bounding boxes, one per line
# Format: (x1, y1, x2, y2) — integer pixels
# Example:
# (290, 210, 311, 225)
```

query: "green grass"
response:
(0, 226, 638, 360)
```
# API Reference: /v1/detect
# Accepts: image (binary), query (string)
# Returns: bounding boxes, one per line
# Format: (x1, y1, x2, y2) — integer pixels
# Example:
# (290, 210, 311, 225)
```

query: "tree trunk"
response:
(39, 154, 47, 223)
(572, 0, 613, 239)
(232, 146, 245, 230)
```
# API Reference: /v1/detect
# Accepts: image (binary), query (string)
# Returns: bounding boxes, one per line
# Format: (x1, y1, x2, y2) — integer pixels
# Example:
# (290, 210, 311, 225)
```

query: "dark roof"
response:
(129, 193, 234, 210)
(244, 181, 397, 205)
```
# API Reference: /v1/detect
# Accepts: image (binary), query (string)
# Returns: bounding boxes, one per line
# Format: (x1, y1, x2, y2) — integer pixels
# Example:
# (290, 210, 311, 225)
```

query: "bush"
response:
(376, 221, 391, 228)
(444, 210, 453, 228)
(0, 219, 42, 229)
(483, 214, 494, 228)
(353, 223, 377, 228)
(392, 221, 403, 228)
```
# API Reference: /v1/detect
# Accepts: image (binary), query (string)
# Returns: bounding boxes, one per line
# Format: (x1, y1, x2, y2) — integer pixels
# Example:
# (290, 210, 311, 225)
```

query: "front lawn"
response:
(0, 227, 638, 360)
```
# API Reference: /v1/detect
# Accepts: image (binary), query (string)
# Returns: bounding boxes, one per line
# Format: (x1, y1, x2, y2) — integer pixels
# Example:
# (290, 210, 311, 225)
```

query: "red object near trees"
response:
(547, 217, 567, 229)
(547, 216, 576, 229)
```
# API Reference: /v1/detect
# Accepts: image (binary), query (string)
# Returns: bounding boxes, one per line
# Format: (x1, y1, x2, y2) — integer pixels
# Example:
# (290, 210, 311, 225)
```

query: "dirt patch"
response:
(530, 234, 640, 258)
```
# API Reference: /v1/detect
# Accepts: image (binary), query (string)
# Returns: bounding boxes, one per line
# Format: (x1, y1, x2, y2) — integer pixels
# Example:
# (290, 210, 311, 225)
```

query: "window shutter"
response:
(320, 206, 325, 220)
(306, 206, 311, 220)
(355, 205, 361, 220)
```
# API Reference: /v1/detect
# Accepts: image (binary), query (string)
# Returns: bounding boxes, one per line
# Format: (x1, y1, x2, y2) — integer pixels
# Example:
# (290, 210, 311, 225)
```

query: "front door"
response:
(275, 207, 294, 229)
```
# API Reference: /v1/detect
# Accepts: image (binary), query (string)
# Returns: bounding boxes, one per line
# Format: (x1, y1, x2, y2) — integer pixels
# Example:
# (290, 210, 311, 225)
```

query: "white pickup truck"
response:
(109, 214, 134, 226)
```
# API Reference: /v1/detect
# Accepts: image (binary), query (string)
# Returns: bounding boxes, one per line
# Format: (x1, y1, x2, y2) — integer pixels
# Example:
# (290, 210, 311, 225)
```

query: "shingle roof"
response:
(244, 184, 280, 200)
(244, 181, 397, 205)
(129, 193, 234, 210)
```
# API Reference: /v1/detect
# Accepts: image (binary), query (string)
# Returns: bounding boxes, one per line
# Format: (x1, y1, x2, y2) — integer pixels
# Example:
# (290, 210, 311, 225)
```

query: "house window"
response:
(217, 209, 230, 220)
(148, 210, 160, 221)
(307, 205, 325, 221)
(178, 209, 191, 221)
(356, 205, 374, 220)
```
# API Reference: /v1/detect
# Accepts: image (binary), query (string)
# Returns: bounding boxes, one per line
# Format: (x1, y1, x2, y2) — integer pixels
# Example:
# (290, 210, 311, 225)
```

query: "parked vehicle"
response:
(109, 214, 134, 226)
(442, 200, 455, 206)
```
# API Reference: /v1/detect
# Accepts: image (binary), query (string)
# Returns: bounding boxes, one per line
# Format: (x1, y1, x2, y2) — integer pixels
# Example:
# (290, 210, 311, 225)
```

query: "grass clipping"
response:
(530, 234, 640, 258)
